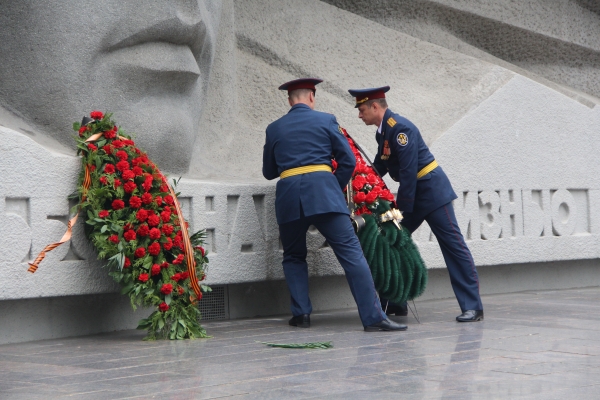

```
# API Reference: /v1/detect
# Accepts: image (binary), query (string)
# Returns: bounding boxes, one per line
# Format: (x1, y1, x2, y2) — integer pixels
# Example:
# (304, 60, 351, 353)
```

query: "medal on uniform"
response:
(381, 140, 391, 160)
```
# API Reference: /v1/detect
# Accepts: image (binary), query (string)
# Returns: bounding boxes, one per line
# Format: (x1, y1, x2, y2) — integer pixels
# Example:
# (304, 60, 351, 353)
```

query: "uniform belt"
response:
(280, 164, 332, 179)
(417, 160, 438, 179)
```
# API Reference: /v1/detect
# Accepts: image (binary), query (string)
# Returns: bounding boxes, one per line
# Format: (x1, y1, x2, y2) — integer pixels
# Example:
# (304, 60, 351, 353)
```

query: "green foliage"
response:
(258, 341, 333, 349)
(357, 200, 428, 304)
(74, 112, 210, 340)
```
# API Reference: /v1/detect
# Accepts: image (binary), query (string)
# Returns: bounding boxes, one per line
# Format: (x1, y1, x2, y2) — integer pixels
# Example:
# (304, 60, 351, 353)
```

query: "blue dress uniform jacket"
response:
(372, 108, 456, 217)
(372, 108, 483, 313)
(263, 103, 355, 224)
(263, 102, 386, 327)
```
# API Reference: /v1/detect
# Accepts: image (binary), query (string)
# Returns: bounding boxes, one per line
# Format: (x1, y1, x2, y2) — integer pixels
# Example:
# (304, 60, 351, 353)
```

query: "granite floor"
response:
(1, 287, 600, 399)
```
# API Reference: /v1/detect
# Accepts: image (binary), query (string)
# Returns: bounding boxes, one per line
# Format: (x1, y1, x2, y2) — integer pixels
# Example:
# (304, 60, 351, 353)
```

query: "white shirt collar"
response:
(377, 120, 383, 134)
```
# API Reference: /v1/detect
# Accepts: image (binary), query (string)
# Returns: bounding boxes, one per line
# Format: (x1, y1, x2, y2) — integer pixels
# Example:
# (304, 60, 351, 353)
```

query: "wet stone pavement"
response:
(1, 287, 600, 399)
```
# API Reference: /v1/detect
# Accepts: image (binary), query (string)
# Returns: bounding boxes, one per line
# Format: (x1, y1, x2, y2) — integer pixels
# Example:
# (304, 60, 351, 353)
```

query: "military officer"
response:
(348, 86, 484, 322)
(263, 78, 406, 331)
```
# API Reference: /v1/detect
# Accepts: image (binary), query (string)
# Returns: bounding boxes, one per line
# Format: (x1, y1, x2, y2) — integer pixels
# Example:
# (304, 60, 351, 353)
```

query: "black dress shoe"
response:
(382, 302, 408, 316)
(289, 314, 310, 328)
(364, 317, 408, 332)
(456, 310, 484, 322)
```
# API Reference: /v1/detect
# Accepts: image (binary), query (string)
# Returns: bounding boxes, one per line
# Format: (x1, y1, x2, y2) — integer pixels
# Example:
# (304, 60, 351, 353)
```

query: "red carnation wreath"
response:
(28, 111, 209, 340)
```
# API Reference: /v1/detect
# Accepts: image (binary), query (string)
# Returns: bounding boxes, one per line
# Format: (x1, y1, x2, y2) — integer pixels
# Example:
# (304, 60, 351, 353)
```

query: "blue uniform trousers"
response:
(401, 202, 483, 312)
(402, 203, 483, 312)
(279, 211, 386, 327)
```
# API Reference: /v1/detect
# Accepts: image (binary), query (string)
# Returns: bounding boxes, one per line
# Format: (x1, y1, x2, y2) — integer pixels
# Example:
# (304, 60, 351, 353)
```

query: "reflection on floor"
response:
(1, 287, 600, 399)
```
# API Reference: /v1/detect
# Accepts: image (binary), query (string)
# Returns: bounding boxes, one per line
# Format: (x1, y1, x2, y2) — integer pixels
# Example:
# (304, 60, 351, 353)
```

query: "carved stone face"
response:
(0, 1, 221, 173)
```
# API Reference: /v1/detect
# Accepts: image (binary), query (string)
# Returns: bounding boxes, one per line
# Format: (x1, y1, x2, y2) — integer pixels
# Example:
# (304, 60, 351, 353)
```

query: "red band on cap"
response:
(355, 91, 386, 105)
(287, 82, 317, 92)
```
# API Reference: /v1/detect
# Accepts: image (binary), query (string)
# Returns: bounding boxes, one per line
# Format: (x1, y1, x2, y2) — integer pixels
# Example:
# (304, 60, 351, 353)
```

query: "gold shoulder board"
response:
(387, 117, 397, 128)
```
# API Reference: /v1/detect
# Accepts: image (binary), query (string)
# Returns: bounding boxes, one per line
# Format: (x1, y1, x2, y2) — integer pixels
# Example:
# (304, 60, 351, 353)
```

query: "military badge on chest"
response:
(381, 140, 391, 160)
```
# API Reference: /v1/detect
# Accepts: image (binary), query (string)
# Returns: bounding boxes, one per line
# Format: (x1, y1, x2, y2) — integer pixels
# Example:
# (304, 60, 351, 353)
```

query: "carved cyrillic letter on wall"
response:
(500, 189, 523, 238)
(479, 190, 501, 240)
(455, 191, 480, 241)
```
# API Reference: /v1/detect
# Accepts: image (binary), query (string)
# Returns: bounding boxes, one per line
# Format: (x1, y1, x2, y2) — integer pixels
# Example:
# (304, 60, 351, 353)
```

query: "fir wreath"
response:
(68, 111, 208, 340)
(338, 127, 428, 304)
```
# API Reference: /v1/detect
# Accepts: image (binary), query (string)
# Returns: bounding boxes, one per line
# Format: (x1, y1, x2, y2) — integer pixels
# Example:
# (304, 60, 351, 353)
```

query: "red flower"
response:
(171, 272, 182, 282)
(158, 302, 169, 312)
(90, 165, 96, 172)
(87, 143, 97, 151)
(104, 128, 116, 139)
(112, 199, 125, 210)
(104, 164, 116, 174)
(173, 235, 183, 250)
(160, 184, 169, 193)
(354, 191, 366, 204)
(116, 150, 128, 161)
(134, 247, 146, 258)
(98, 210, 109, 218)
(151, 264, 161, 276)
(197, 292, 203, 300)
(147, 214, 160, 227)
(132, 166, 144, 177)
(90, 110, 104, 119)
(163, 237, 173, 250)
(124, 257, 131, 268)
(78, 126, 87, 136)
(102, 145, 113, 155)
(164, 195, 175, 206)
(113, 179, 122, 188)
(155, 196, 163, 206)
(365, 191, 378, 204)
(196, 246, 205, 257)
(136, 209, 149, 222)
(136, 223, 149, 237)
(161, 224, 174, 236)
(141, 192, 153, 205)
(149, 228, 161, 240)
(108, 235, 119, 244)
(142, 177, 153, 192)
(160, 210, 171, 223)
(112, 140, 124, 148)
(366, 173, 378, 185)
(172, 254, 184, 265)
(138, 273, 149, 283)
(123, 230, 136, 241)
(116, 160, 130, 172)
(160, 283, 173, 295)
(124, 181, 137, 193)
(161, 261, 169, 269)
(148, 242, 161, 256)
(381, 189, 395, 202)
(123, 139, 135, 146)
(99, 176, 108, 185)
(129, 196, 142, 209)
(121, 170, 135, 181)
(352, 176, 367, 192)
(180, 271, 189, 280)
(177, 287, 184, 295)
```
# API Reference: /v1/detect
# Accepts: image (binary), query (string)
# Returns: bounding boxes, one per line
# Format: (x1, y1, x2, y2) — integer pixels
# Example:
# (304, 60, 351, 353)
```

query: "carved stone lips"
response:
(104, 17, 208, 76)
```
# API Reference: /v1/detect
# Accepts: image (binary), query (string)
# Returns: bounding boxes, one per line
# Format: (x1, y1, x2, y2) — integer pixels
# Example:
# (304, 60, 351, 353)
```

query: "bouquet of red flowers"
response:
(338, 127, 427, 305)
(30, 111, 210, 340)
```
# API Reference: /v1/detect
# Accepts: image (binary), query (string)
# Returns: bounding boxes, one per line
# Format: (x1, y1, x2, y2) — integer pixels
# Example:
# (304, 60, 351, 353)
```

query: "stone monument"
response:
(1, 0, 600, 343)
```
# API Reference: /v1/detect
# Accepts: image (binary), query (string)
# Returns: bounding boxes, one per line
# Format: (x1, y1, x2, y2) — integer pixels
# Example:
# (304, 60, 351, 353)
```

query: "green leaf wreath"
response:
(73, 111, 209, 340)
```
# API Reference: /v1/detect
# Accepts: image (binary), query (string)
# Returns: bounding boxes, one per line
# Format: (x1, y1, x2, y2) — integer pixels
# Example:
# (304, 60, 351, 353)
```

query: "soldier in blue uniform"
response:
(348, 86, 484, 322)
(263, 78, 407, 331)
